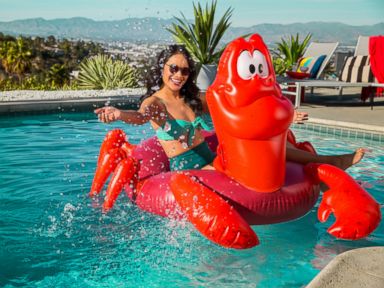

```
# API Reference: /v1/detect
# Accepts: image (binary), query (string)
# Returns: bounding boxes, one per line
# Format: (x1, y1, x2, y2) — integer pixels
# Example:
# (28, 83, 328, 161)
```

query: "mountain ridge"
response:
(1, 17, 383, 46)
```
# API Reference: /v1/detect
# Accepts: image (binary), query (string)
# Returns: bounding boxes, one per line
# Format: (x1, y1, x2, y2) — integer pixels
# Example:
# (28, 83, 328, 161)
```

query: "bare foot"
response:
(333, 148, 365, 170)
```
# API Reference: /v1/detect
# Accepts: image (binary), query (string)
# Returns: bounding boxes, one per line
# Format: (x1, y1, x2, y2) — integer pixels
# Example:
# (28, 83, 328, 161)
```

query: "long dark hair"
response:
(141, 44, 203, 114)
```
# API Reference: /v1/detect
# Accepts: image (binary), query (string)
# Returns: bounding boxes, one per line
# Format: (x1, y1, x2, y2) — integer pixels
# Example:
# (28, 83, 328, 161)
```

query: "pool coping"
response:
(306, 246, 384, 288)
(0, 96, 141, 114)
(292, 118, 384, 142)
(0, 88, 144, 114)
(308, 118, 384, 134)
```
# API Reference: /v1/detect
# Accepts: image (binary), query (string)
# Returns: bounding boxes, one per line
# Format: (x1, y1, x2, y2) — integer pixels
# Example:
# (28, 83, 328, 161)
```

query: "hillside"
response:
(0, 17, 383, 46)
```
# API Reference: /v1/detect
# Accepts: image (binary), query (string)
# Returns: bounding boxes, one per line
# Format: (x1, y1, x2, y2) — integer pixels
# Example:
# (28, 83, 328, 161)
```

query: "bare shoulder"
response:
(140, 95, 166, 109)
(138, 95, 167, 122)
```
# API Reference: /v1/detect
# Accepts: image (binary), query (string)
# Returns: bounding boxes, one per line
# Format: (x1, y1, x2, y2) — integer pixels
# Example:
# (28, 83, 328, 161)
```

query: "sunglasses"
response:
(165, 63, 191, 76)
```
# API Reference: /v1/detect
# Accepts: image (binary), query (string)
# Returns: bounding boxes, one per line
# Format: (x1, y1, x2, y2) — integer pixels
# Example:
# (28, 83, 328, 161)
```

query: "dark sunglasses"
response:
(165, 63, 191, 76)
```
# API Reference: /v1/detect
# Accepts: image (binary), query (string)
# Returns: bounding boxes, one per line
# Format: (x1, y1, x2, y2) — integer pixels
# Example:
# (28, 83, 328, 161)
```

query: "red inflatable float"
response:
(90, 34, 381, 249)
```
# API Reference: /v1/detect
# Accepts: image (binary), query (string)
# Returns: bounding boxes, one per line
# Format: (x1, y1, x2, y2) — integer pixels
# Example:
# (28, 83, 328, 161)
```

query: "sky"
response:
(0, 0, 382, 27)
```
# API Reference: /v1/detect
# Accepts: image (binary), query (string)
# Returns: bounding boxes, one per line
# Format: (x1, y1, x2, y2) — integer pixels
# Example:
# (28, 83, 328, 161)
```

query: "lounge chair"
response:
(278, 36, 384, 108)
(300, 41, 339, 79)
(278, 41, 339, 106)
(354, 35, 369, 56)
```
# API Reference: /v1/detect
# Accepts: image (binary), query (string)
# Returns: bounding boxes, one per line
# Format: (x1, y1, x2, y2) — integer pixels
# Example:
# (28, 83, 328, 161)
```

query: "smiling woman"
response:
(94, 44, 213, 163)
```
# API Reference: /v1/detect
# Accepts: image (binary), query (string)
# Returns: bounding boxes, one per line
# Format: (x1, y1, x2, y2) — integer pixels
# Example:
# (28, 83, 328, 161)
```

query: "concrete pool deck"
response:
(307, 247, 384, 288)
(0, 87, 383, 286)
(0, 88, 144, 114)
(298, 87, 384, 134)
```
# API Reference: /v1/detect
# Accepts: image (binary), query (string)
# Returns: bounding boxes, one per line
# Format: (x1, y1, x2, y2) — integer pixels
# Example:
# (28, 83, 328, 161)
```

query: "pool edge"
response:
(306, 246, 384, 288)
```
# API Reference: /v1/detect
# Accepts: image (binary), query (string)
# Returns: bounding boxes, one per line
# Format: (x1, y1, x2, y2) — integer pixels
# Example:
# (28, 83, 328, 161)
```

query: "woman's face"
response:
(162, 53, 190, 92)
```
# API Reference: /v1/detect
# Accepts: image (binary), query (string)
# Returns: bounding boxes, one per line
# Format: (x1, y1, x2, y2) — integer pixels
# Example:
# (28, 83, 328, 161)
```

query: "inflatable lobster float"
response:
(89, 34, 381, 249)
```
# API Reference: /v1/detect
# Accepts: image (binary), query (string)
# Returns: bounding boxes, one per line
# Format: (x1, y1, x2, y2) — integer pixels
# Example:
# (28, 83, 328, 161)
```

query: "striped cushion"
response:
(339, 55, 377, 83)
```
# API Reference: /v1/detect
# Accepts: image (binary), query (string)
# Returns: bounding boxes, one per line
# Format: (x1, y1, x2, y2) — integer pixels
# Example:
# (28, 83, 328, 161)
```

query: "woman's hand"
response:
(94, 106, 122, 124)
(293, 110, 308, 124)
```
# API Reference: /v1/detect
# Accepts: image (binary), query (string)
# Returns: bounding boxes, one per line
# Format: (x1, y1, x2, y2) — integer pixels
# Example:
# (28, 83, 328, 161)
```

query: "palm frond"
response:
(166, 0, 232, 64)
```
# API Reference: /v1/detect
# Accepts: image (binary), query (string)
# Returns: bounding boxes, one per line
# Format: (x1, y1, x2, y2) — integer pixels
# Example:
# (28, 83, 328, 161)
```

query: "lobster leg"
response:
(103, 158, 139, 212)
(169, 173, 259, 249)
(305, 163, 381, 240)
(90, 129, 136, 197)
(287, 129, 317, 155)
(89, 148, 125, 197)
(97, 129, 128, 165)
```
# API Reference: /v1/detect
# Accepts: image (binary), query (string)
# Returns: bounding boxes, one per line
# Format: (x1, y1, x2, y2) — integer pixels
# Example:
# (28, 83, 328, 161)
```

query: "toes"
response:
(352, 148, 366, 165)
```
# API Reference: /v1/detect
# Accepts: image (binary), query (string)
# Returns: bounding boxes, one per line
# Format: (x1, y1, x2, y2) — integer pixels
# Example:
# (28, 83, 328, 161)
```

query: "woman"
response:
(95, 45, 215, 171)
(95, 44, 364, 171)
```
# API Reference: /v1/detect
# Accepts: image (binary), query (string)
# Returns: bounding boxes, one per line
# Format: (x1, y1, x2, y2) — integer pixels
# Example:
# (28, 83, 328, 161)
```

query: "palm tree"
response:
(1, 38, 33, 81)
(0, 41, 12, 74)
(46, 63, 70, 88)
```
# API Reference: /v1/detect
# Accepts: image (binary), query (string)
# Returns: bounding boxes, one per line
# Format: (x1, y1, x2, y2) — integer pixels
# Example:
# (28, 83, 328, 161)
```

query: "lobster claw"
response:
(305, 163, 381, 240)
(169, 173, 259, 249)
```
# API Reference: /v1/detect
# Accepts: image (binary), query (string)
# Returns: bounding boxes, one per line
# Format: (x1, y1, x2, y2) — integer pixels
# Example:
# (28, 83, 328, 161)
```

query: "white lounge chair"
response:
(278, 36, 384, 108)
(278, 41, 339, 106)
(354, 35, 369, 56)
(301, 41, 339, 79)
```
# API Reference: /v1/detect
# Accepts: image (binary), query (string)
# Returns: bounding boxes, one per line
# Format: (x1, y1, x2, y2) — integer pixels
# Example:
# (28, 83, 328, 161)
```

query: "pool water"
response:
(0, 112, 383, 287)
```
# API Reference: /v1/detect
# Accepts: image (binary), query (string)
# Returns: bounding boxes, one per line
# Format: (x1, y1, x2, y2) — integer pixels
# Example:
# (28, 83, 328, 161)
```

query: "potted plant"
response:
(167, 0, 233, 92)
(272, 33, 312, 76)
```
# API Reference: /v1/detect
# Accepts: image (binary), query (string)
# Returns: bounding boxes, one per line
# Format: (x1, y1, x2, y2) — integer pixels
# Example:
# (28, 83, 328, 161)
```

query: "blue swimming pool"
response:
(0, 112, 383, 287)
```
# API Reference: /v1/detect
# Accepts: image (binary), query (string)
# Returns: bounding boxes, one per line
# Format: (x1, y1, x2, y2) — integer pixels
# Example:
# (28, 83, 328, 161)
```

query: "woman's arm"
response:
(199, 92, 210, 114)
(94, 97, 167, 125)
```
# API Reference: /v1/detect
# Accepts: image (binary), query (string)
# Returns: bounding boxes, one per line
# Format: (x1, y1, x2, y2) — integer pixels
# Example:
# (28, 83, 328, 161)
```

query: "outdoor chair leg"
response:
(369, 90, 374, 110)
(337, 87, 343, 101)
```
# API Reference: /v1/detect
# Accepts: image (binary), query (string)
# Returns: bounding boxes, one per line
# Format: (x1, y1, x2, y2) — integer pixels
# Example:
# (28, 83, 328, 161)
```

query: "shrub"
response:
(0, 73, 78, 91)
(77, 54, 139, 90)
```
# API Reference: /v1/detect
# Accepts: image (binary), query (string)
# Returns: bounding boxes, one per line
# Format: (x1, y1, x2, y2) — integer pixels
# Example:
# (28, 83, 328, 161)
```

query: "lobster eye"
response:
(237, 50, 256, 80)
(252, 50, 269, 78)
(249, 64, 256, 74)
(258, 64, 263, 74)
